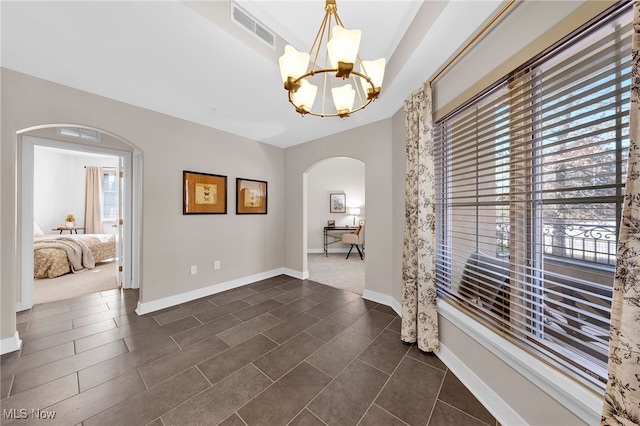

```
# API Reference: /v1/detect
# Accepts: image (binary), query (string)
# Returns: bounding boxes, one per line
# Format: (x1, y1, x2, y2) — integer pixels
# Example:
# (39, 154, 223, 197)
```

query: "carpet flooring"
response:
(33, 261, 119, 304)
(307, 253, 364, 295)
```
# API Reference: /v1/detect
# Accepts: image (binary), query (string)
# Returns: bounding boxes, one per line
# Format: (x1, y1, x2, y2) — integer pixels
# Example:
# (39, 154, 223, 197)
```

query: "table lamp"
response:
(349, 208, 361, 226)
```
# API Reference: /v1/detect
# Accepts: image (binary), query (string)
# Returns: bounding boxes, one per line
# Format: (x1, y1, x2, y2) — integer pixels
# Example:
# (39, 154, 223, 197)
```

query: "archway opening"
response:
(304, 156, 365, 294)
(16, 124, 142, 311)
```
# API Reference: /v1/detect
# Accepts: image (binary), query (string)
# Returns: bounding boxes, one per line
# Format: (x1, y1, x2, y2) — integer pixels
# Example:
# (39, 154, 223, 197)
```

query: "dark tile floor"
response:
(1, 275, 497, 426)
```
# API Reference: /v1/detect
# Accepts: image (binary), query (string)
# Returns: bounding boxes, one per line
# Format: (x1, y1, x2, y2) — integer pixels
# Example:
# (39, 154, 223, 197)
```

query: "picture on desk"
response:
(329, 193, 346, 213)
(327, 220, 335, 228)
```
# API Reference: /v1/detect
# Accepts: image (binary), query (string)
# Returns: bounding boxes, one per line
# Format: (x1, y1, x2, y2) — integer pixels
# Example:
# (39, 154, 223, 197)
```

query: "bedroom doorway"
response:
(18, 125, 142, 310)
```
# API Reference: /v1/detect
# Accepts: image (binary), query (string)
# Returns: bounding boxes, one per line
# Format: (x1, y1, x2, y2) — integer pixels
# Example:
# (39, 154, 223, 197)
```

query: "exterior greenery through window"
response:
(434, 4, 631, 391)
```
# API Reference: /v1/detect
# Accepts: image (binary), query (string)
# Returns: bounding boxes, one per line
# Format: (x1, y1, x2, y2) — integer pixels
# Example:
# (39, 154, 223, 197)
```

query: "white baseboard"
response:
(437, 342, 526, 426)
(135, 268, 286, 315)
(307, 248, 349, 254)
(0, 331, 22, 355)
(282, 268, 308, 280)
(437, 300, 602, 425)
(15, 301, 31, 313)
(362, 289, 402, 316)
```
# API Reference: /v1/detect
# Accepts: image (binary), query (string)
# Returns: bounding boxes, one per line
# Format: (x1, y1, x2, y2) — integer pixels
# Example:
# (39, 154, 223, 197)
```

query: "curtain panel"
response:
(84, 166, 104, 234)
(602, 2, 640, 424)
(400, 82, 439, 352)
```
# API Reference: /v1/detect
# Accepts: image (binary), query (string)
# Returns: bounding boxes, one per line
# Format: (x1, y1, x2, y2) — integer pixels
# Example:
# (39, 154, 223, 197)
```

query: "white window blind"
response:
(434, 3, 631, 391)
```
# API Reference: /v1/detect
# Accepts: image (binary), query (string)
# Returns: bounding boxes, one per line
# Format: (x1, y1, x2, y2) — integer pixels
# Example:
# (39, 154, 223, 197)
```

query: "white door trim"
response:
(17, 127, 141, 311)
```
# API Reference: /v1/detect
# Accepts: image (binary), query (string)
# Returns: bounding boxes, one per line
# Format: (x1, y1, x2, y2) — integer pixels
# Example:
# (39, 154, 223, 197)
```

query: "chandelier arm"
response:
(351, 74, 365, 106)
(291, 69, 371, 85)
(287, 97, 373, 118)
(333, 9, 345, 28)
(288, 69, 376, 117)
(355, 55, 368, 78)
(322, 69, 329, 115)
(323, 11, 333, 69)
(310, 11, 331, 72)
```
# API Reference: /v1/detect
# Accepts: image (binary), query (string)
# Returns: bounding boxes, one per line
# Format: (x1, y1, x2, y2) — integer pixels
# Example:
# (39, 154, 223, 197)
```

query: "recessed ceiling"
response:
(1, 0, 506, 148)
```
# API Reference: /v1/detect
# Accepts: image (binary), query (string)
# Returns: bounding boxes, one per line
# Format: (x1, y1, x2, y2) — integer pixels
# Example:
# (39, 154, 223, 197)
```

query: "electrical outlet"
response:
(214, 260, 220, 270)
(190, 265, 197, 275)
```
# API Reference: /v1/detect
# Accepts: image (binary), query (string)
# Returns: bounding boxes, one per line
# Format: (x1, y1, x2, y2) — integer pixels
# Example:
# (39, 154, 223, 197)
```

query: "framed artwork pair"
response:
(183, 171, 267, 215)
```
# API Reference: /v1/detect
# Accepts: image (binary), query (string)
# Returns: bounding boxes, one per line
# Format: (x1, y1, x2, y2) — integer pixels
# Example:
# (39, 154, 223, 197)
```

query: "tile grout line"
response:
(425, 365, 449, 426)
(220, 362, 275, 425)
(302, 322, 400, 424)
(436, 398, 496, 426)
(349, 340, 413, 425)
(365, 402, 411, 425)
(7, 280, 496, 426)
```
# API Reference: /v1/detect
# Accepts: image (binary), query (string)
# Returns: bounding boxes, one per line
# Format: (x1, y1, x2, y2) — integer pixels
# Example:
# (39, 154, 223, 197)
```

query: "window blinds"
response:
(434, 4, 631, 390)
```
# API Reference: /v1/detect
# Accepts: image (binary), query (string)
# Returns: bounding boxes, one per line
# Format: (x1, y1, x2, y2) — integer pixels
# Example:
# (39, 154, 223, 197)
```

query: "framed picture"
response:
(330, 193, 346, 213)
(236, 178, 267, 214)
(327, 220, 336, 228)
(183, 170, 227, 214)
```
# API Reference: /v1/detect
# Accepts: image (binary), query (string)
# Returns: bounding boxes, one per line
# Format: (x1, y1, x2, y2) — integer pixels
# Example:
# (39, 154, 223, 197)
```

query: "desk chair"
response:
(342, 225, 364, 260)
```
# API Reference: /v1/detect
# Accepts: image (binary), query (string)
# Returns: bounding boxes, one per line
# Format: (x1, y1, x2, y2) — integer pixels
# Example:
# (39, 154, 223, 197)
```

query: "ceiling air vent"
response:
(231, 2, 275, 50)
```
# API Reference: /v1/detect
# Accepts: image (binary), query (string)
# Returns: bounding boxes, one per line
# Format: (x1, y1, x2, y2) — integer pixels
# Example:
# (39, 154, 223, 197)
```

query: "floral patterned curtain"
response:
(400, 82, 438, 352)
(601, 3, 640, 424)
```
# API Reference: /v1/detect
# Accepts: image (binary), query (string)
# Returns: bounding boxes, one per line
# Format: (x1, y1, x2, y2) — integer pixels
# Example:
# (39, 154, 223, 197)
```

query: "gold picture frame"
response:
(183, 170, 227, 214)
(236, 178, 267, 214)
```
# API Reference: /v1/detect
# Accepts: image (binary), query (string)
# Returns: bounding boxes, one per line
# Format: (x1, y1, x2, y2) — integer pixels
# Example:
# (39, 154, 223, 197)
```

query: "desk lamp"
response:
(349, 208, 360, 226)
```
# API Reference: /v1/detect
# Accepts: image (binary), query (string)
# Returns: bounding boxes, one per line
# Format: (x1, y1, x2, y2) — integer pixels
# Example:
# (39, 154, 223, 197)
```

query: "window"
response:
(434, 4, 631, 391)
(102, 169, 118, 221)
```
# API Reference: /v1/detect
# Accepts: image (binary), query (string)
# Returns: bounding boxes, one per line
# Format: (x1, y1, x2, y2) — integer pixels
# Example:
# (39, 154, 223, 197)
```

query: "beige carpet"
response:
(34, 261, 119, 304)
(307, 252, 365, 294)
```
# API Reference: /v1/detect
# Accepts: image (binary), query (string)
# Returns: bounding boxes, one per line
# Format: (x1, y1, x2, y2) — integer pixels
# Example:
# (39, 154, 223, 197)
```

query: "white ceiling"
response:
(1, 0, 505, 148)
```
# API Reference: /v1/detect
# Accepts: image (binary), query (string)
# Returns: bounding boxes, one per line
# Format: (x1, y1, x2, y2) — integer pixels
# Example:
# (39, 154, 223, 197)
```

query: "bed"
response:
(34, 233, 117, 279)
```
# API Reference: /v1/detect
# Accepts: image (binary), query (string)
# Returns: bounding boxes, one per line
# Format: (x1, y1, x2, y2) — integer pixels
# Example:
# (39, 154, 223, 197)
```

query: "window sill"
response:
(438, 299, 603, 425)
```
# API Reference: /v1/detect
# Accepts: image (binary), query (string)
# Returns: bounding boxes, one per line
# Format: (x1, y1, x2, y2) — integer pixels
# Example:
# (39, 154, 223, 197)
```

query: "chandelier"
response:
(278, 0, 386, 118)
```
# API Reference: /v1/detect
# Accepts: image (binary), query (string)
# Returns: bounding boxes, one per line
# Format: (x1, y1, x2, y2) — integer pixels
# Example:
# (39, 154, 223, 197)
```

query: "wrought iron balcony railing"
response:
(495, 221, 617, 266)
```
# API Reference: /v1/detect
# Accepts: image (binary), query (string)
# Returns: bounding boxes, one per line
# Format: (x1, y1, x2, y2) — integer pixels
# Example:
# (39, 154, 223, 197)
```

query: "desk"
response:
(53, 227, 85, 234)
(323, 226, 356, 256)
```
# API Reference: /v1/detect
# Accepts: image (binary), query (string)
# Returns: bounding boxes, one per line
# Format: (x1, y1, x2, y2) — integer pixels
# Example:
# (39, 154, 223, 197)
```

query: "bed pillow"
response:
(33, 220, 45, 237)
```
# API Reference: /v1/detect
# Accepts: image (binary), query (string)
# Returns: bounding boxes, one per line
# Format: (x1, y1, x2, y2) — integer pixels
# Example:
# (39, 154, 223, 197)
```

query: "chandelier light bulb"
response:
(359, 58, 386, 99)
(291, 79, 318, 114)
(279, 45, 310, 85)
(331, 84, 356, 117)
(327, 26, 361, 69)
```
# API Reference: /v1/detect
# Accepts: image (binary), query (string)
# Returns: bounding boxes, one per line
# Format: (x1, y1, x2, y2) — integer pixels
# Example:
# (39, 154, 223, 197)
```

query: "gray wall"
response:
(284, 120, 394, 296)
(1, 69, 285, 341)
(391, 107, 406, 304)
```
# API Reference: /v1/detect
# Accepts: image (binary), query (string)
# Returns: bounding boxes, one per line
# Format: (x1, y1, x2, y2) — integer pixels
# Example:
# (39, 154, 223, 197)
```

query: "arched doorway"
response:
(17, 124, 142, 310)
(304, 156, 365, 294)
